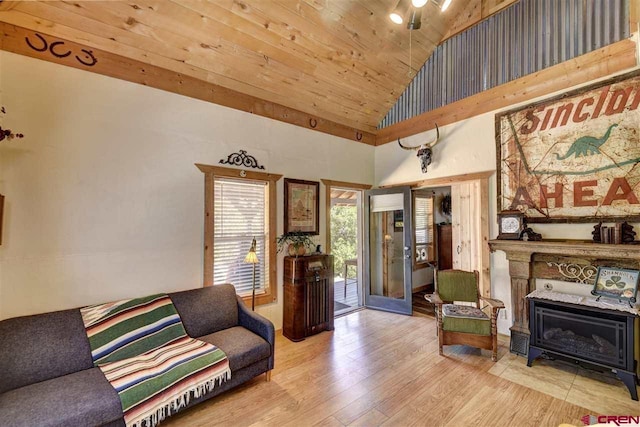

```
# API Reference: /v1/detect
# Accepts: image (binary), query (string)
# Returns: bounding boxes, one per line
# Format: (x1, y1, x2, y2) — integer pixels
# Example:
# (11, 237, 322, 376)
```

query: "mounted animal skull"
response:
(397, 124, 440, 173)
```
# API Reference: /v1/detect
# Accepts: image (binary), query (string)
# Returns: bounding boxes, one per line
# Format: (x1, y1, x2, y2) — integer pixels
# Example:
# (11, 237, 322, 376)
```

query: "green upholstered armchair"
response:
(425, 269, 504, 361)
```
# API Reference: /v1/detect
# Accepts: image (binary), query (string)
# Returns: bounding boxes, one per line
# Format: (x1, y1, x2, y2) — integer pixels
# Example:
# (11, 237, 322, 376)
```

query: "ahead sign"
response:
(496, 70, 640, 222)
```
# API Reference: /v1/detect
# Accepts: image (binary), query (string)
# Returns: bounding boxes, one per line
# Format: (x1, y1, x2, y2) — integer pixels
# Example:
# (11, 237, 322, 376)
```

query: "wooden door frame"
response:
(320, 179, 372, 254)
(322, 179, 371, 308)
(379, 170, 493, 297)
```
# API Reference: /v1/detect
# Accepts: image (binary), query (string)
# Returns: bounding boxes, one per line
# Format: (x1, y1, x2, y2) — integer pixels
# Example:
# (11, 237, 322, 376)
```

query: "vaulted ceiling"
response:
(0, 0, 474, 141)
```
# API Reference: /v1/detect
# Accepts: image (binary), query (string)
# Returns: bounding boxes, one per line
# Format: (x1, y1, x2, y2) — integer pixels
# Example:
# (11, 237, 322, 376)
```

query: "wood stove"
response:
(528, 297, 639, 400)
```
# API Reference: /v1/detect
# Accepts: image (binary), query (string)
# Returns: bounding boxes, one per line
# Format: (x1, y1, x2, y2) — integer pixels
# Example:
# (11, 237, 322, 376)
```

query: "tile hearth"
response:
(489, 352, 640, 415)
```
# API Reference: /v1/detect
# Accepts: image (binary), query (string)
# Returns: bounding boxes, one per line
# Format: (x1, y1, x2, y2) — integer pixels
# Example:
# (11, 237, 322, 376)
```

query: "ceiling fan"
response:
(389, 0, 453, 30)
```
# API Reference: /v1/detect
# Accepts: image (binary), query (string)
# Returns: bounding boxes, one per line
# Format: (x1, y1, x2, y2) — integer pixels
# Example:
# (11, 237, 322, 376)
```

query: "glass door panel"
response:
(364, 187, 412, 315)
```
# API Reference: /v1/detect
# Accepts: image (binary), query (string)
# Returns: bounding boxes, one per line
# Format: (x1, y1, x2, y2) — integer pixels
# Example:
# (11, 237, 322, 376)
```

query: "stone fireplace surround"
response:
(488, 240, 640, 355)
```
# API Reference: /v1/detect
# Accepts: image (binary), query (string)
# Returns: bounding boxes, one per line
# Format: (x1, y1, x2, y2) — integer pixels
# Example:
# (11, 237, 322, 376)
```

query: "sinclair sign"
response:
(496, 70, 640, 223)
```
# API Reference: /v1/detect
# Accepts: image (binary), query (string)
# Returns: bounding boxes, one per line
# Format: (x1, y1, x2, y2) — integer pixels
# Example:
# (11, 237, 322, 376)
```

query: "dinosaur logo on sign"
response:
(555, 124, 618, 160)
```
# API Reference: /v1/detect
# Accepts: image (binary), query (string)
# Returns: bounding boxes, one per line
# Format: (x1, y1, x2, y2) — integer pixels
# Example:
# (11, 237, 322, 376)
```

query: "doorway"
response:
(322, 180, 371, 317)
(411, 186, 451, 316)
(399, 171, 492, 301)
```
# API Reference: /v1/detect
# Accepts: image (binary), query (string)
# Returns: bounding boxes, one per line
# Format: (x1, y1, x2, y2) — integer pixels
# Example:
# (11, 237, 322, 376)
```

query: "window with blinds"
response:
(414, 194, 435, 265)
(213, 177, 269, 295)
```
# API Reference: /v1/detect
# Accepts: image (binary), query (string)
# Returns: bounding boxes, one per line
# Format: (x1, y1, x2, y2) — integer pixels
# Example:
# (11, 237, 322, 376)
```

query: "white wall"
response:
(375, 67, 640, 335)
(0, 51, 374, 325)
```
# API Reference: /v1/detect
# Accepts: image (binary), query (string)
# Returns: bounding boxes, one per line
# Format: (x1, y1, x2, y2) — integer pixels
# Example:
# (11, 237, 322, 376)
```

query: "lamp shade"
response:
(244, 250, 259, 264)
(244, 238, 259, 264)
(412, 0, 429, 7)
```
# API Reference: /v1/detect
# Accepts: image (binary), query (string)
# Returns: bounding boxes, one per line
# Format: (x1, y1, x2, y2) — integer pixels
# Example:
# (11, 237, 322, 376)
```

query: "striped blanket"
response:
(81, 294, 231, 427)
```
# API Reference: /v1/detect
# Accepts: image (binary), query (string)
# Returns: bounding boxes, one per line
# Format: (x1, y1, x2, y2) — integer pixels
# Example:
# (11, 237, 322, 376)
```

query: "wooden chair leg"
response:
(265, 370, 272, 382)
(491, 309, 499, 362)
(492, 334, 498, 362)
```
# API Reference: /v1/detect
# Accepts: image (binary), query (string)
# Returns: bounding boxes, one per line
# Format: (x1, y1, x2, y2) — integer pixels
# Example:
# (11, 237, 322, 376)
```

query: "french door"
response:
(364, 186, 413, 315)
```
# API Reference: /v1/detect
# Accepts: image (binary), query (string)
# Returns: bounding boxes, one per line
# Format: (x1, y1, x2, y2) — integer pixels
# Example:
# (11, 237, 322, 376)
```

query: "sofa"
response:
(0, 284, 275, 427)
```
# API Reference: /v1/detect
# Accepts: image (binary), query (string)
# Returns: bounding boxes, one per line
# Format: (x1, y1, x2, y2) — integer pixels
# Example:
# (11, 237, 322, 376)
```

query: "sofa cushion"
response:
(0, 368, 123, 427)
(170, 284, 239, 337)
(0, 309, 94, 394)
(199, 326, 271, 371)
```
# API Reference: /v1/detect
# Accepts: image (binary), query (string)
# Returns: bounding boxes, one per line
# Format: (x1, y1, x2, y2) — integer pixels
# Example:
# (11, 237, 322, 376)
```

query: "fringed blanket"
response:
(81, 294, 188, 365)
(81, 294, 231, 427)
(100, 336, 230, 427)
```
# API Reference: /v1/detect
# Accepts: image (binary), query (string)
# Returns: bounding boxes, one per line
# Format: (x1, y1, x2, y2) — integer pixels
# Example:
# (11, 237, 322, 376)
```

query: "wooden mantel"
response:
(489, 239, 640, 260)
(488, 239, 640, 355)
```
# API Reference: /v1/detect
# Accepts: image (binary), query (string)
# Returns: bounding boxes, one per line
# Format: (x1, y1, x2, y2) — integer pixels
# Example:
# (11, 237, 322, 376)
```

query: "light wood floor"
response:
(165, 310, 638, 427)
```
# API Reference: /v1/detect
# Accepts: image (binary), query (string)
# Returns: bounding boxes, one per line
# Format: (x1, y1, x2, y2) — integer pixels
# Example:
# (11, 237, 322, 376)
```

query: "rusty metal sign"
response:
(496, 70, 640, 223)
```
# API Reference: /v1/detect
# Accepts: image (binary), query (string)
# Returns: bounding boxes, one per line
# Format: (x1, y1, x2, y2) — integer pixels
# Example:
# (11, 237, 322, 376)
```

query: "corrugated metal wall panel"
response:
(379, 0, 630, 129)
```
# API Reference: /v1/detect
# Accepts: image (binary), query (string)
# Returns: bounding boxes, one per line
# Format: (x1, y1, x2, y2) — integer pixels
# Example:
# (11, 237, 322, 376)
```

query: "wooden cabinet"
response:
(437, 224, 453, 270)
(283, 254, 334, 342)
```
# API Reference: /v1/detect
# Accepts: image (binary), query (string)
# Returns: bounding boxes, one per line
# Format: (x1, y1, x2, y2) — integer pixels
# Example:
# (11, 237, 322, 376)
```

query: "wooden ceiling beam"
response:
(0, 22, 376, 144)
(375, 37, 638, 145)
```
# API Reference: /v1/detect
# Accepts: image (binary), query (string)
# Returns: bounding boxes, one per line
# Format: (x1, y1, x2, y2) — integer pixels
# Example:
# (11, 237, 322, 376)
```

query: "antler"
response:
(397, 124, 440, 150)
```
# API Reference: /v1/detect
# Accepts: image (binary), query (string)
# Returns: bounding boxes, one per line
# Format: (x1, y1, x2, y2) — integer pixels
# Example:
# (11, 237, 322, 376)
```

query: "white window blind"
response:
(213, 177, 269, 295)
(415, 195, 434, 262)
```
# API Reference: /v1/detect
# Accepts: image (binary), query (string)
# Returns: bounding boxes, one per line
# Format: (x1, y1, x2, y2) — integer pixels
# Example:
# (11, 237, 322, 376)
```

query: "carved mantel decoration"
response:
(545, 262, 597, 284)
(488, 239, 640, 356)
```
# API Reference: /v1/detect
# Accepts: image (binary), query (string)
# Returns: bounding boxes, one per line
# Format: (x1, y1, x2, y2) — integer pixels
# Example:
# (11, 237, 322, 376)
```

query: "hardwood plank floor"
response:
(164, 310, 634, 427)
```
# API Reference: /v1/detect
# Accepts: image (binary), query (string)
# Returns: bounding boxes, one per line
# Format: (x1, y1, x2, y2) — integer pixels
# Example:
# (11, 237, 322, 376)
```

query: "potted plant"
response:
(276, 231, 315, 257)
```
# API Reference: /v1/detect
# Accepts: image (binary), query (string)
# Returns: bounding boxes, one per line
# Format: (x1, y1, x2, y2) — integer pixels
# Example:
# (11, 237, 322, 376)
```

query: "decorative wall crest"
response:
(219, 149, 265, 170)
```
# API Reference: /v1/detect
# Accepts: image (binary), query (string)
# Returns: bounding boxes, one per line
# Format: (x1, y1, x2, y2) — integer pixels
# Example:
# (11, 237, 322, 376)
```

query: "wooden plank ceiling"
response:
(0, 0, 470, 142)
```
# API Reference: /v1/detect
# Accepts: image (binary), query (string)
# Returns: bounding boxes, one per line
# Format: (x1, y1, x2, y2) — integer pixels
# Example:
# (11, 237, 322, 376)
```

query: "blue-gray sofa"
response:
(0, 284, 275, 426)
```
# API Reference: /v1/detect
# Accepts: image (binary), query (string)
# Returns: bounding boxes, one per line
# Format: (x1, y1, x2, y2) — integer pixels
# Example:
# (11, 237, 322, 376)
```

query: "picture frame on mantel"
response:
(284, 178, 319, 235)
(592, 266, 640, 303)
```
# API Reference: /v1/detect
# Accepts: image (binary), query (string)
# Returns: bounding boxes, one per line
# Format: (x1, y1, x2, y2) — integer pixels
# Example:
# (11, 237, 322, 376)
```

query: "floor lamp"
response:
(244, 237, 259, 311)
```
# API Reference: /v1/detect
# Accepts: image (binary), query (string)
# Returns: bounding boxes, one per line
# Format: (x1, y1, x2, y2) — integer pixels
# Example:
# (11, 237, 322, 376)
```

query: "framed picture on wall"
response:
(284, 178, 319, 235)
(496, 69, 640, 223)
